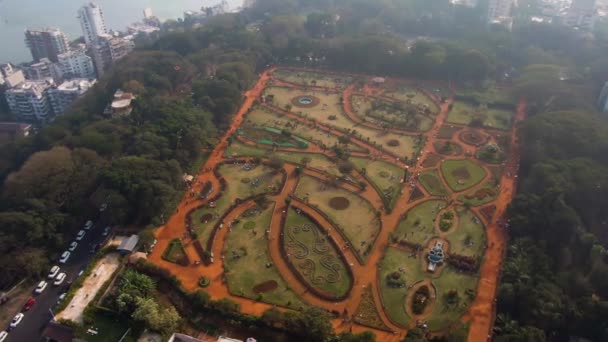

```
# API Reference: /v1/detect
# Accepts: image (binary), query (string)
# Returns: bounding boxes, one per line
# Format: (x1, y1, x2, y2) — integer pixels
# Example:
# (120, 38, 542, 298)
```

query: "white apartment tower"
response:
(78, 2, 108, 45)
(56, 48, 96, 79)
(24, 28, 69, 63)
(48, 78, 97, 115)
(5, 80, 54, 122)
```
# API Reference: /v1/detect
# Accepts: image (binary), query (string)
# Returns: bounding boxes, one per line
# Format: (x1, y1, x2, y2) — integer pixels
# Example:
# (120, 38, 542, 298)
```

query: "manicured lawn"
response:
(265, 87, 420, 159)
(283, 208, 352, 298)
(378, 247, 427, 327)
(272, 69, 353, 89)
(350, 95, 434, 132)
(419, 170, 449, 196)
(440, 159, 487, 192)
(447, 101, 513, 130)
(162, 239, 188, 265)
(353, 286, 390, 330)
(295, 175, 380, 262)
(224, 203, 305, 309)
(270, 151, 342, 177)
(427, 268, 478, 331)
(193, 163, 284, 245)
(224, 141, 269, 158)
(456, 86, 515, 106)
(78, 310, 135, 342)
(458, 184, 498, 207)
(244, 106, 367, 153)
(383, 89, 440, 114)
(394, 200, 447, 245)
(350, 157, 405, 210)
(445, 210, 486, 259)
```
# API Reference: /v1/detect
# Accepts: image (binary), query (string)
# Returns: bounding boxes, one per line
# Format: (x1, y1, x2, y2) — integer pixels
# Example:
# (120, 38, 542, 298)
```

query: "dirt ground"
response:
(56, 253, 121, 323)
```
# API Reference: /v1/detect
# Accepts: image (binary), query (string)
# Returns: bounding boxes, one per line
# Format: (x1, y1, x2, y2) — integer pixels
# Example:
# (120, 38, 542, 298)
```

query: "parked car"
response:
(59, 251, 70, 264)
(22, 297, 36, 311)
(68, 241, 78, 251)
(34, 281, 48, 294)
(76, 230, 85, 241)
(0, 331, 8, 342)
(9, 313, 24, 329)
(54, 273, 67, 286)
(99, 203, 107, 212)
(48, 266, 60, 279)
(102, 226, 111, 236)
(84, 220, 93, 230)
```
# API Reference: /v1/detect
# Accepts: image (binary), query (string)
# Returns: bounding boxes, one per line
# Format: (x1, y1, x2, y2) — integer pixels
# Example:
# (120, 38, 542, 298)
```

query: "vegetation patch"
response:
(441, 159, 487, 192)
(411, 285, 431, 315)
(198, 276, 210, 288)
(459, 130, 487, 146)
(460, 186, 497, 207)
(162, 239, 189, 266)
(394, 200, 447, 245)
(422, 153, 443, 168)
(329, 196, 350, 210)
(419, 170, 449, 196)
(408, 186, 425, 202)
(427, 269, 478, 331)
(437, 125, 461, 139)
(353, 286, 391, 331)
(433, 140, 463, 156)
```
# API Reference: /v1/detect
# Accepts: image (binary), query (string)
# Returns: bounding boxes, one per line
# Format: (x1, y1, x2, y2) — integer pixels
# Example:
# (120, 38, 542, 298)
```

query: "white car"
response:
(59, 251, 70, 264)
(54, 273, 67, 286)
(76, 230, 86, 241)
(48, 266, 60, 279)
(9, 313, 23, 329)
(57, 292, 67, 304)
(84, 220, 93, 230)
(34, 280, 48, 294)
(0, 331, 8, 341)
(68, 241, 78, 251)
(102, 226, 111, 236)
(99, 203, 107, 212)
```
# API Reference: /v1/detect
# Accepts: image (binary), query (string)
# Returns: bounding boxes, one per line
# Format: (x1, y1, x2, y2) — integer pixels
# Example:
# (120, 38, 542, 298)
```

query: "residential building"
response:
(24, 28, 69, 63)
(22, 58, 59, 81)
(48, 78, 97, 115)
(56, 48, 96, 80)
(566, 0, 597, 30)
(0, 64, 26, 88)
(78, 2, 108, 45)
(91, 35, 134, 76)
(487, 0, 514, 21)
(5, 79, 54, 122)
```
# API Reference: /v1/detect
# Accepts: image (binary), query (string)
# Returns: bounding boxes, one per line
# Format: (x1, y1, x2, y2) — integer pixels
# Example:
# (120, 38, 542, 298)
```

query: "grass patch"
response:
(447, 101, 513, 130)
(295, 175, 380, 262)
(272, 69, 353, 89)
(162, 239, 188, 266)
(427, 268, 478, 331)
(351, 157, 405, 210)
(393, 200, 447, 245)
(419, 170, 449, 196)
(224, 203, 305, 309)
(383, 88, 440, 114)
(75, 310, 135, 342)
(445, 210, 486, 259)
(378, 247, 427, 327)
(224, 141, 269, 158)
(458, 185, 498, 207)
(350, 95, 434, 132)
(283, 208, 352, 298)
(440, 159, 487, 192)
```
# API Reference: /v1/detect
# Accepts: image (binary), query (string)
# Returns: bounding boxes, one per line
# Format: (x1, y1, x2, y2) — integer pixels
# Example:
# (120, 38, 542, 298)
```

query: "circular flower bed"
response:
(198, 276, 210, 288)
(291, 95, 320, 108)
(387, 139, 400, 147)
(329, 196, 350, 210)
(459, 130, 487, 146)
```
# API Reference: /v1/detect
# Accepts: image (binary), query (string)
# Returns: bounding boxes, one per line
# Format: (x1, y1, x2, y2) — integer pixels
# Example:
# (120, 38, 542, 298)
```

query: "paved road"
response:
(4, 216, 110, 342)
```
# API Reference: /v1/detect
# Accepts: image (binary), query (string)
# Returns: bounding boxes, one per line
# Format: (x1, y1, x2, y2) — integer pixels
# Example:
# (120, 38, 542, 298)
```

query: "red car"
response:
(23, 297, 36, 311)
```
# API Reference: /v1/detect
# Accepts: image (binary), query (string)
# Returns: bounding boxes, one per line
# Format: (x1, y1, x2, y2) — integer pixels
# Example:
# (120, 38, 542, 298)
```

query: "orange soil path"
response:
(148, 67, 524, 341)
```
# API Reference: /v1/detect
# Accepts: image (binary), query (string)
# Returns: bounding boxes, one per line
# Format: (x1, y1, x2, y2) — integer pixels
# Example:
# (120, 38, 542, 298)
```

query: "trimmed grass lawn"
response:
(440, 159, 487, 192)
(351, 157, 405, 210)
(383, 89, 440, 114)
(283, 208, 352, 298)
(270, 151, 342, 177)
(458, 184, 498, 207)
(162, 239, 188, 265)
(419, 170, 449, 196)
(224, 141, 269, 158)
(295, 175, 380, 262)
(350, 95, 434, 132)
(378, 247, 427, 327)
(272, 69, 353, 89)
(427, 268, 478, 331)
(244, 106, 367, 153)
(224, 204, 305, 309)
(394, 200, 447, 245)
(456, 86, 515, 106)
(265, 87, 420, 159)
(193, 164, 284, 245)
(447, 101, 513, 130)
(78, 310, 134, 342)
(445, 210, 486, 259)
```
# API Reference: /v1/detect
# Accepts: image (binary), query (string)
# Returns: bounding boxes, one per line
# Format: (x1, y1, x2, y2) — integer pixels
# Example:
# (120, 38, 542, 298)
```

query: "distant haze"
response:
(0, 0, 243, 63)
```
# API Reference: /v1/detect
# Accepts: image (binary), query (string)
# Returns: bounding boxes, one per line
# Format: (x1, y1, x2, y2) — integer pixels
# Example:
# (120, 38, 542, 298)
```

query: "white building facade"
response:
(78, 2, 108, 45)
(56, 48, 96, 80)
(5, 80, 54, 122)
(48, 78, 97, 115)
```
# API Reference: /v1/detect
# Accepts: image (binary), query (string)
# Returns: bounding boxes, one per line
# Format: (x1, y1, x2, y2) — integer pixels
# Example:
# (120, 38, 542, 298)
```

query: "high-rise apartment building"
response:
(78, 2, 108, 45)
(22, 58, 60, 81)
(48, 78, 97, 115)
(91, 35, 134, 77)
(5, 79, 54, 122)
(24, 28, 69, 63)
(56, 48, 96, 80)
